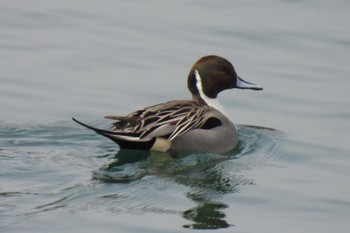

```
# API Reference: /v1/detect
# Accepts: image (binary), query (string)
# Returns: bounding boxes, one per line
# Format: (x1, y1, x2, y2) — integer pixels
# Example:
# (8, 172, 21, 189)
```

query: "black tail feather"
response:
(72, 118, 155, 150)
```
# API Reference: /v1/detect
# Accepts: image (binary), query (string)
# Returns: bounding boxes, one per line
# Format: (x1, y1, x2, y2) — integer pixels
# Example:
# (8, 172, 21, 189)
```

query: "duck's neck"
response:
(193, 69, 231, 119)
(192, 95, 230, 119)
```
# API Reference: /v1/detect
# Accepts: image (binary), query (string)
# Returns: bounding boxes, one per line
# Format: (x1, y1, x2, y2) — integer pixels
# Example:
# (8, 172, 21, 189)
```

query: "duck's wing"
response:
(106, 100, 210, 140)
(73, 100, 211, 150)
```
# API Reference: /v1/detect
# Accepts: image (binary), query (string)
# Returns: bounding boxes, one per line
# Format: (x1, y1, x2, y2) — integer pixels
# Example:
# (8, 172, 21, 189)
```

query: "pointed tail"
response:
(72, 118, 155, 150)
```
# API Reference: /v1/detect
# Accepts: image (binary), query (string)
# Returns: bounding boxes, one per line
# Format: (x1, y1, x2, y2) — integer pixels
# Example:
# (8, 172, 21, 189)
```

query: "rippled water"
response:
(1, 1, 350, 232)
(1, 123, 283, 231)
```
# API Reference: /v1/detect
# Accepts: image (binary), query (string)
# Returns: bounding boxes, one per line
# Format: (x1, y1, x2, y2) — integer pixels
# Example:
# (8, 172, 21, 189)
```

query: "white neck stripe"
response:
(194, 70, 229, 118)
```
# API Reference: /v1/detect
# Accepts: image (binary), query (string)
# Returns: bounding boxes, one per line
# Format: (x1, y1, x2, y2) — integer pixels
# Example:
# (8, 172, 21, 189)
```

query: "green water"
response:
(1, 123, 283, 231)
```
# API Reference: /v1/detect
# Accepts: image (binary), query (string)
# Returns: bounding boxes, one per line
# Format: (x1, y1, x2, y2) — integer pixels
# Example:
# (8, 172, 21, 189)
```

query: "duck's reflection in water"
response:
(183, 193, 231, 229)
(93, 146, 255, 230)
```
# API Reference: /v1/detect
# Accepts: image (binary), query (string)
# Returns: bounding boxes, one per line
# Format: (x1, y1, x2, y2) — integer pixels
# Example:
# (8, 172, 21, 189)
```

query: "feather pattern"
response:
(106, 100, 211, 141)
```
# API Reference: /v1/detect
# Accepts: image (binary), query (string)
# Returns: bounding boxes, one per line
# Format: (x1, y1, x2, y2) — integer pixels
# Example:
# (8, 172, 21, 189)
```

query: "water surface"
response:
(1, 1, 350, 232)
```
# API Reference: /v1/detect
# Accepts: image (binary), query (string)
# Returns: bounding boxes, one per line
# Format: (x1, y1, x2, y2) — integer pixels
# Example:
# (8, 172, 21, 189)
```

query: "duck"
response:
(73, 55, 262, 154)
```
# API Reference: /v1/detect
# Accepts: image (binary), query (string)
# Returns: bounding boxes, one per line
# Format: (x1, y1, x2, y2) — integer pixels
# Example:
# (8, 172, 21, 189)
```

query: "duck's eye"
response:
(221, 67, 228, 73)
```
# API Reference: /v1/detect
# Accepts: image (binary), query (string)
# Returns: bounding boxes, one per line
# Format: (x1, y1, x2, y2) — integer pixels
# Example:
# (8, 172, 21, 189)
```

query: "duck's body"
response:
(73, 55, 262, 154)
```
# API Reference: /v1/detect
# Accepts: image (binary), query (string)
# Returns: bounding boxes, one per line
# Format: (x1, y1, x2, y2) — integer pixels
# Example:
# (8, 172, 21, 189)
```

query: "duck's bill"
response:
(236, 76, 263, 90)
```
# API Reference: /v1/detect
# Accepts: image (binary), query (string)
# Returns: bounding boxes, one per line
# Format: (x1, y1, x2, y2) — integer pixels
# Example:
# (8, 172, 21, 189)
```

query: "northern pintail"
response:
(73, 55, 263, 154)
